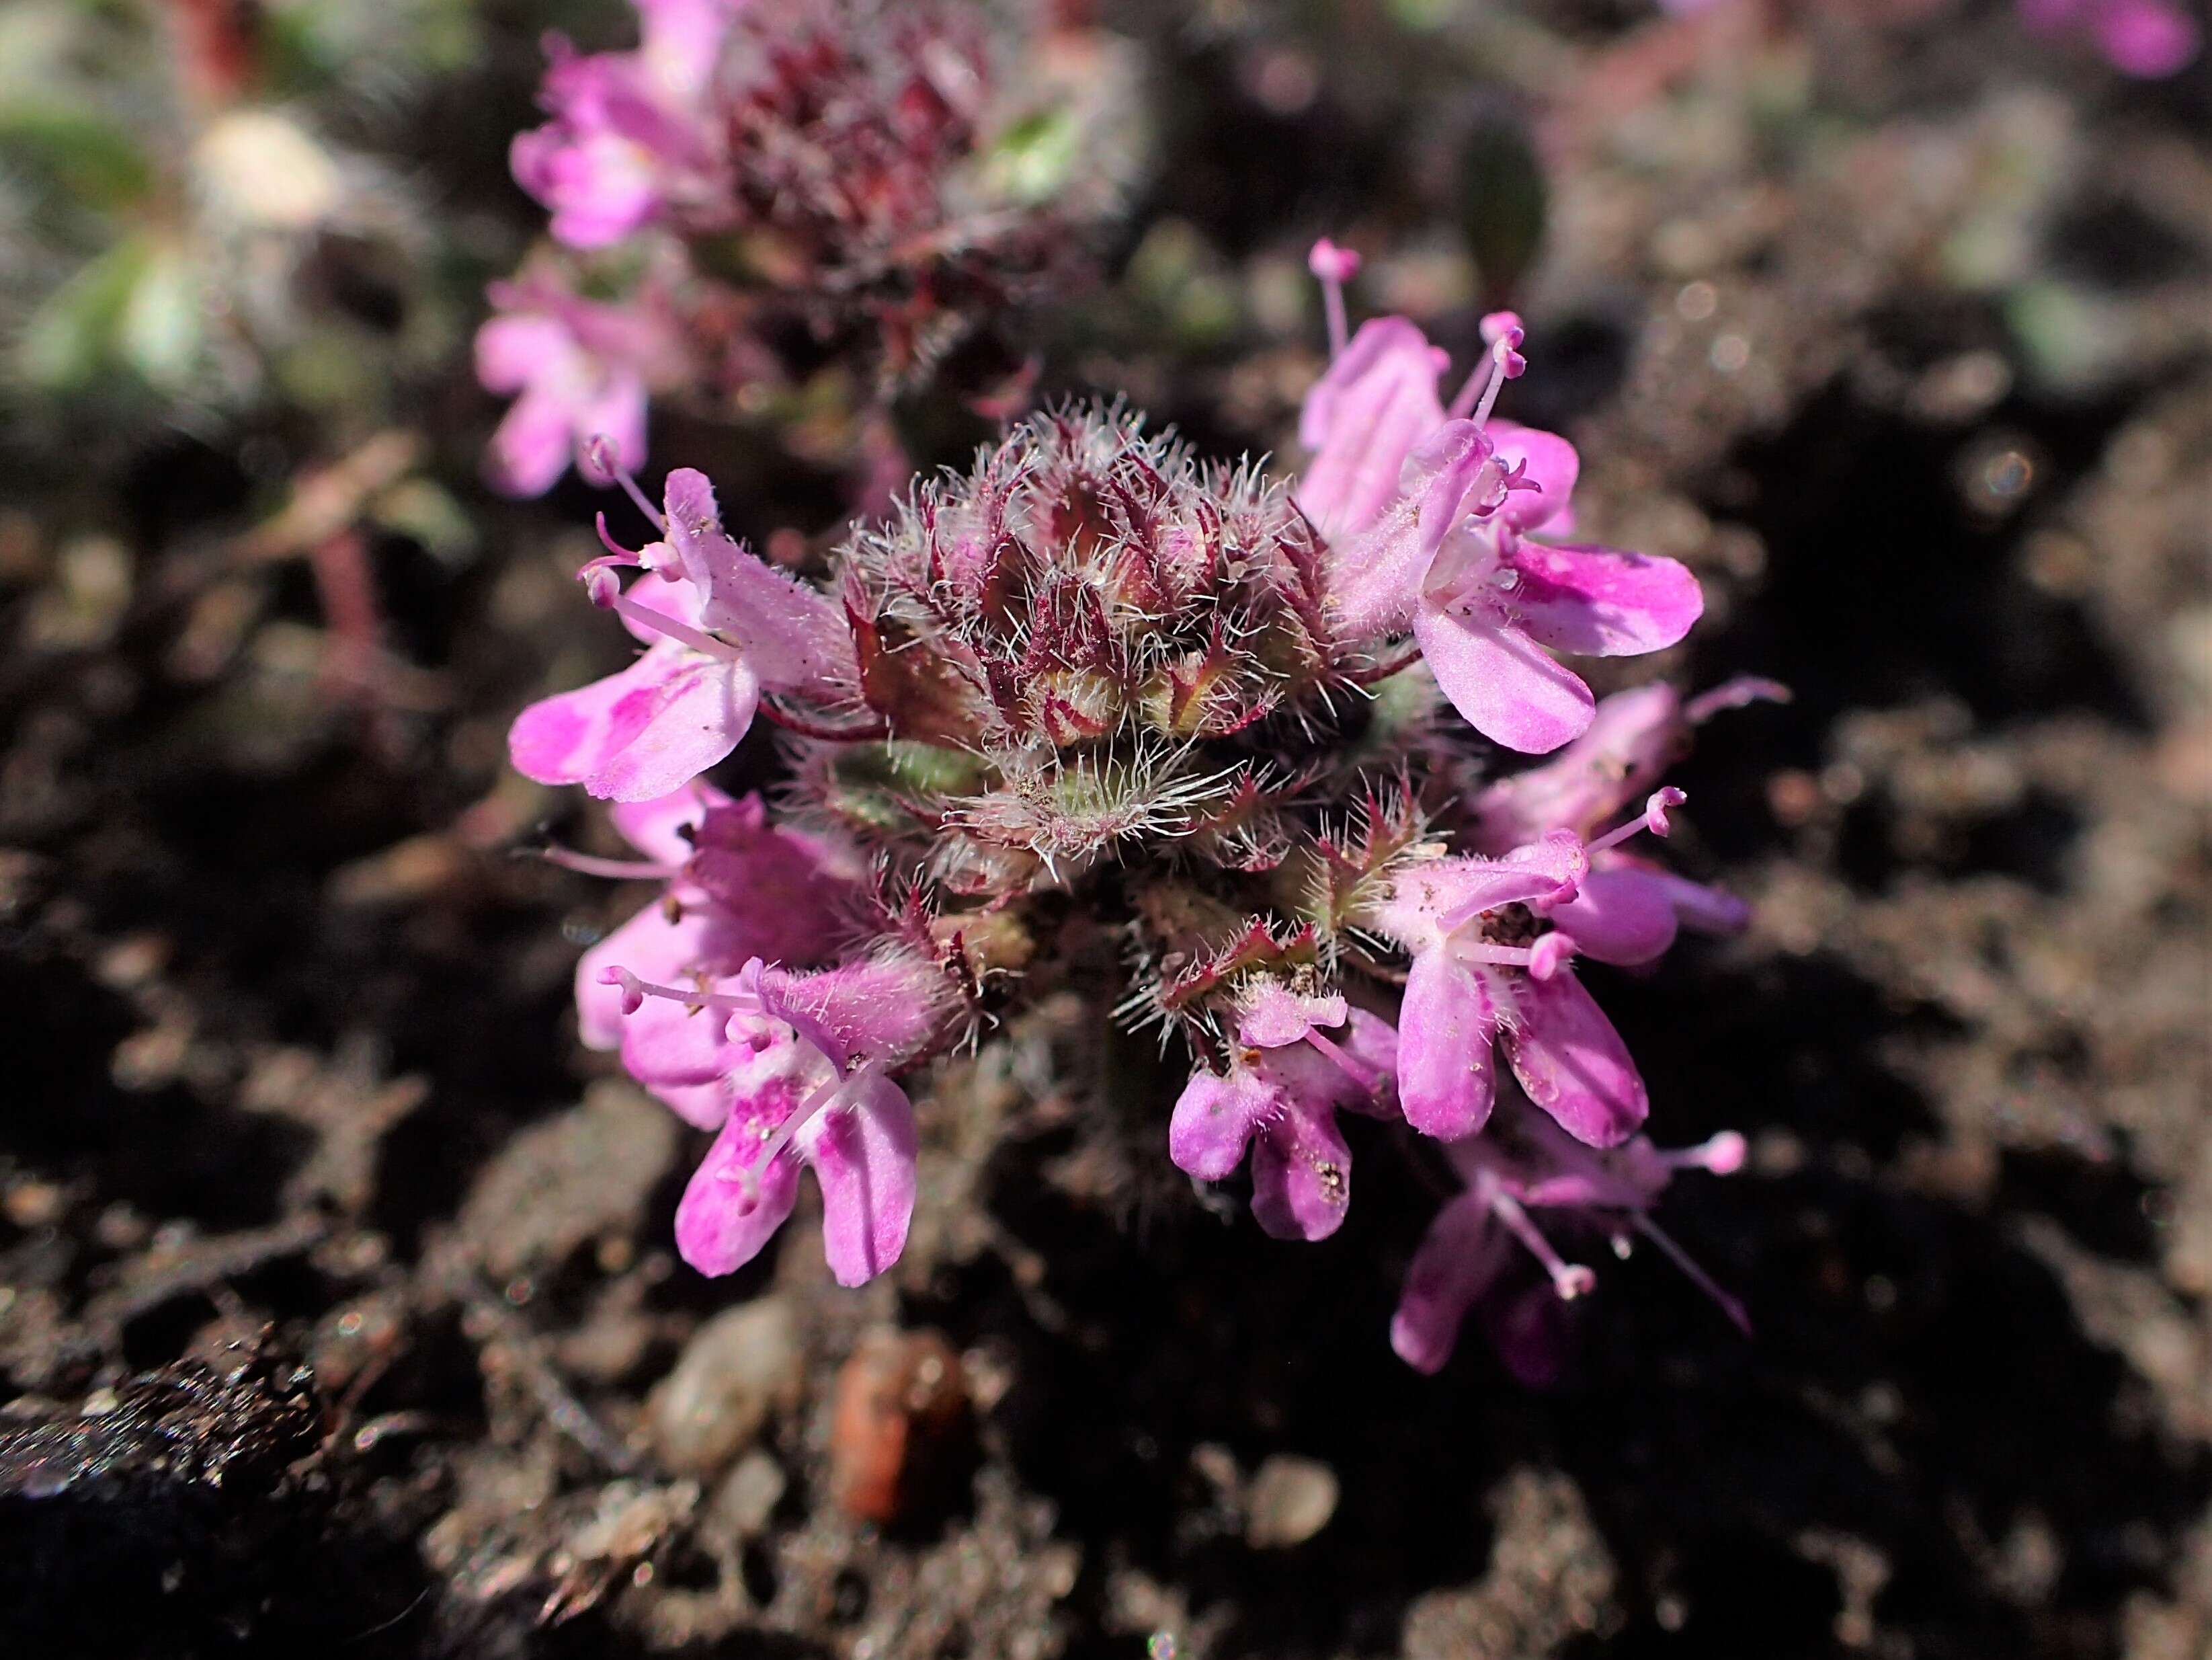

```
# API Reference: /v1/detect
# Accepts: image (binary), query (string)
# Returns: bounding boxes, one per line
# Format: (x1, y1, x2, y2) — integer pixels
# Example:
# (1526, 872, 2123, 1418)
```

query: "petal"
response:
(607, 780, 733, 863)
(1296, 317, 1449, 539)
(800, 1075, 918, 1286)
(1237, 981, 1348, 1049)
(1389, 1195, 1508, 1374)
(1413, 604, 1596, 753)
(1397, 947, 1499, 1140)
(1487, 421, 1579, 532)
(1468, 683, 1686, 851)
(2095, 0, 2200, 75)
(1480, 1278, 1570, 1387)
(485, 385, 579, 498)
(1500, 970, 1649, 1147)
(596, 658, 760, 803)
(1168, 1067, 1273, 1183)
(1549, 867, 1681, 965)
(675, 1111, 803, 1276)
(1643, 868, 1752, 936)
(475, 314, 570, 395)
(1500, 541, 1703, 660)
(1247, 1101, 1354, 1242)
(661, 470, 859, 694)
(575, 890, 716, 1051)
(1323, 422, 1496, 640)
(578, 373, 649, 475)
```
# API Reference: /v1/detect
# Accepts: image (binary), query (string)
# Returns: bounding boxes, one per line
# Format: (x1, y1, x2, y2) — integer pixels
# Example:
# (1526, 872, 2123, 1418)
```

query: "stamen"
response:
(1587, 787, 1688, 855)
(1526, 933, 1575, 981)
(1634, 1215, 1751, 1335)
(1684, 676, 1791, 724)
(1304, 1027, 1381, 1094)
(604, 592, 747, 666)
(1451, 313, 1529, 425)
(598, 966, 762, 1020)
(540, 846, 684, 881)
(582, 434, 666, 532)
(1664, 1130, 1748, 1175)
(1452, 940, 1538, 969)
(1308, 239, 1360, 359)
(1446, 356, 1496, 422)
(1489, 1189, 1598, 1300)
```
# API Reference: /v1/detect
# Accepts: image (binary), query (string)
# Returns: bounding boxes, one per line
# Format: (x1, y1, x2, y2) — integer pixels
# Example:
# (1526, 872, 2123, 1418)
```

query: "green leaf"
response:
(0, 105, 155, 210)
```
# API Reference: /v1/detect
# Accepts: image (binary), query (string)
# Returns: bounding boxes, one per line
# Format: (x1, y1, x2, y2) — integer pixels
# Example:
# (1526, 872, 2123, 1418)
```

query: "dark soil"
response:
(1, 3, 2206, 1657)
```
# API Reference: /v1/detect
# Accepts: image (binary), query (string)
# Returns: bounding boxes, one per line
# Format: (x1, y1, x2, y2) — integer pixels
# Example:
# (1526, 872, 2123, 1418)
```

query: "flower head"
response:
(2018, 0, 2201, 77)
(1391, 1093, 1747, 1378)
(508, 466, 860, 800)
(475, 270, 679, 498)
(1295, 253, 1703, 754)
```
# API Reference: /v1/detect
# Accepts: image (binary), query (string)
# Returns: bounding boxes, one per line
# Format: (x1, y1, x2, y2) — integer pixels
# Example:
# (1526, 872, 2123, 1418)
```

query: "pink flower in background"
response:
(1391, 1096, 1748, 1378)
(2019, 0, 2201, 76)
(1298, 253, 1703, 754)
(1169, 982, 1400, 1240)
(475, 272, 676, 496)
(511, 0, 737, 247)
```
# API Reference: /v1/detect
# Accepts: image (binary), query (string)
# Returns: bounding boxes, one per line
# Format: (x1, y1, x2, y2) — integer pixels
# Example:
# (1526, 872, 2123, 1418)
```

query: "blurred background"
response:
(0, 1, 2206, 1655)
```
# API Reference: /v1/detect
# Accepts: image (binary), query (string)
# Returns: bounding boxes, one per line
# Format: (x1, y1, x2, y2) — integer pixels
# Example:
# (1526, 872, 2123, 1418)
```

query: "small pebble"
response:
(648, 1297, 803, 1475)
(1243, 1453, 1338, 1548)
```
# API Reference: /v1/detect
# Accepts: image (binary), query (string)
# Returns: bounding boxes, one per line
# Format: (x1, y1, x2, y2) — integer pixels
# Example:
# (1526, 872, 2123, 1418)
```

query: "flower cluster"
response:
(513, 242, 1762, 1366)
(477, 0, 1135, 496)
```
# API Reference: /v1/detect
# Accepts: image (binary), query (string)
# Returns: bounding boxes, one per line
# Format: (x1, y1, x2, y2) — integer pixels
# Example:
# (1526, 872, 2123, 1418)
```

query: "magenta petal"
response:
(1247, 1103, 1354, 1242)
(475, 315, 568, 395)
(1239, 982, 1348, 1049)
(575, 892, 716, 1051)
(1397, 947, 1499, 1139)
(1549, 868, 1681, 966)
(1639, 867, 1752, 935)
(1413, 605, 1596, 754)
(1296, 317, 1449, 539)
(1481, 1277, 1570, 1387)
(1501, 542, 1703, 660)
(663, 469, 858, 694)
(589, 655, 760, 803)
(1469, 683, 1684, 851)
(1168, 1068, 1272, 1182)
(1390, 1195, 1507, 1374)
(1487, 421, 1580, 532)
(800, 1076, 917, 1287)
(675, 1114, 802, 1276)
(1500, 970, 1649, 1147)
(608, 781, 731, 863)
(485, 385, 578, 499)
(2095, 0, 2200, 75)
(512, 642, 678, 786)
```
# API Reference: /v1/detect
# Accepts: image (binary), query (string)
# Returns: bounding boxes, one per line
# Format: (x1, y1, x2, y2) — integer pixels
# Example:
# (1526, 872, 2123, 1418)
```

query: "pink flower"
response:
(511, 0, 736, 248)
(564, 784, 865, 1125)
(1168, 980, 1399, 1240)
(1375, 830, 1665, 1149)
(507, 467, 860, 801)
(1297, 250, 1703, 754)
(2018, 0, 2201, 76)
(1391, 1096, 1747, 1378)
(1468, 678, 1786, 963)
(475, 272, 676, 496)
(604, 948, 956, 1286)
